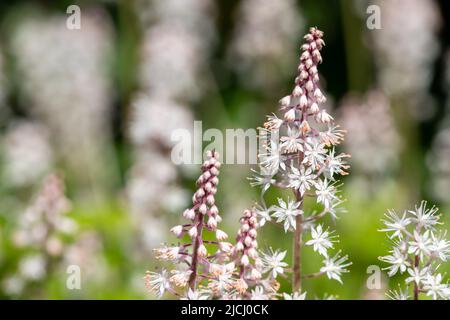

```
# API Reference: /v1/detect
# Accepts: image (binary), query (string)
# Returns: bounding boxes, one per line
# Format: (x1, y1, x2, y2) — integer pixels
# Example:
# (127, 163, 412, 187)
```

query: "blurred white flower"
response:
(19, 254, 46, 281)
(371, 0, 441, 119)
(2, 121, 53, 187)
(11, 8, 117, 188)
(229, 0, 304, 90)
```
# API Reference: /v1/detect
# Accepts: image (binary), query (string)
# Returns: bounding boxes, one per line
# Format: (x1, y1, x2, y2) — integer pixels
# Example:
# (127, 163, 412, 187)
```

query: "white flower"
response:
(170, 225, 183, 237)
(248, 169, 275, 194)
(153, 245, 180, 261)
(181, 288, 210, 300)
(422, 273, 450, 300)
(264, 113, 283, 130)
(430, 231, 450, 261)
(405, 267, 429, 285)
(409, 201, 440, 230)
(280, 126, 304, 153)
(250, 286, 269, 300)
(379, 247, 410, 276)
(288, 166, 315, 196)
(408, 230, 432, 259)
(145, 270, 170, 298)
(314, 178, 338, 209)
(259, 142, 286, 174)
(303, 140, 327, 169)
(320, 251, 351, 284)
(319, 125, 345, 146)
(386, 286, 410, 300)
(323, 149, 350, 179)
(271, 197, 303, 232)
(208, 263, 235, 295)
(254, 204, 272, 227)
(283, 291, 306, 300)
(306, 224, 336, 257)
(260, 248, 288, 278)
(380, 209, 411, 239)
(327, 197, 346, 219)
(169, 269, 192, 287)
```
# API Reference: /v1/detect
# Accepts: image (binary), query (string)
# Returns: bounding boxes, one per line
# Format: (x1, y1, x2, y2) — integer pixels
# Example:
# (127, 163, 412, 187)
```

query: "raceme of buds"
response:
(233, 209, 261, 288)
(6, 174, 77, 296)
(380, 201, 450, 300)
(148, 151, 239, 299)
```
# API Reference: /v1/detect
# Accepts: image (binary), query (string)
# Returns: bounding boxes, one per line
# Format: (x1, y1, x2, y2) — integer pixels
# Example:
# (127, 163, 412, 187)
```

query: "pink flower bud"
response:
(210, 167, 219, 176)
(292, 85, 303, 97)
(250, 268, 262, 280)
(207, 217, 217, 230)
(199, 203, 207, 215)
(216, 229, 228, 241)
(244, 236, 253, 247)
(248, 248, 258, 259)
(170, 225, 183, 237)
(206, 194, 215, 205)
(279, 95, 291, 107)
(210, 177, 219, 185)
(196, 188, 205, 198)
(241, 254, 249, 266)
(198, 244, 207, 257)
(284, 108, 296, 122)
(300, 95, 308, 108)
(310, 102, 319, 113)
(188, 226, 198, 238)
(203, 171, 211, 181)
(210, 205, 218, 215)
(236, 241, 244, 251)
(183, 209, 195, 220)
(219, 242, 233, 253)
(300, 70, 309, 80)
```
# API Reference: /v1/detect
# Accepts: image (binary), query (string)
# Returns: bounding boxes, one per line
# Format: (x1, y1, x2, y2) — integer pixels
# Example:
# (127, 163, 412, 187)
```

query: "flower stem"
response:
(413, 255, 420, 300)
(188, 213, 205, 290)
(292, 193, 303, 292)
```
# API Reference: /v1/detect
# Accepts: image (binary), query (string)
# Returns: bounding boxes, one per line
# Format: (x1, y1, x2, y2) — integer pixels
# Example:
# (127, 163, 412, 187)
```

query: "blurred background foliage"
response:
(0, 0, 449, 299)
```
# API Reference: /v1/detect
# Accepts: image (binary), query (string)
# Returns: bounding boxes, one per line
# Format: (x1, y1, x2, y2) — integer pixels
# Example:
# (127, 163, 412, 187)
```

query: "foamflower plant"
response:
(380, 201, 450, 300)
(249, 27, 351, 297)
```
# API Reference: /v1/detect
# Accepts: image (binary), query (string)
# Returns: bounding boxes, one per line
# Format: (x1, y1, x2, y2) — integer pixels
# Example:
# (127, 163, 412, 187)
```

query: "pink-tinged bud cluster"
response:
(233, 209, 262, 284)
(277, 27, 331, 125)
(171, 150, 226, 244)
(12, 174, 76, 255)
(149, 151, 237, 299)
